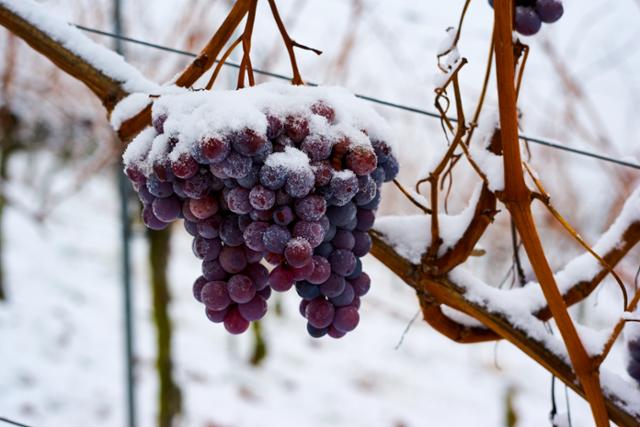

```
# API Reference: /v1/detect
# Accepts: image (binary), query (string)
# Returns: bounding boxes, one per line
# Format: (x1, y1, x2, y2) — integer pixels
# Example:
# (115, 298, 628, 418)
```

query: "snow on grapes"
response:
(121, 82, 399, 338)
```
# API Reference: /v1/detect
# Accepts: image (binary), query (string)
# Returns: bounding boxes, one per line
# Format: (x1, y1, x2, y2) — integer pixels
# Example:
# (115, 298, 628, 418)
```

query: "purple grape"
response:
(352, 231, 372, 257)
(299, 299, 310, 317)
(305, 297, 335, 329)
(296, 281, 322, 300)
(354, 175, 377, 206)
(152, 196, 181, 222)
(153, 158, 174, 182)
(269, 265, 295, 292)
(333, 306, 359, 333)
(243, 221, 268, 252)
(266, 115, 284, 140)
(202, 259, 227, 281)
(307, 323, 328, 338)
(125, 164, 146, 184)
(171, 153, 199, 179)
(301, 135, 332, 161)
(311, 161, 333, 187)
(328, 326, 345, 339)
(292, 221, 325, 248)
(330, 283, 355, 307)
(350, 272, 370, 296)
(284, 237, 313, 268)
(142, 206, 169, 230)
(320, 274, 346, 298)
(371, 140, 392, 164)
(332, 230, 355, 250)
(361, 190, 381, 210)
(346, 257, 362, 280)
(201, 281, 231, 311)
(192, 237, 222, 261)
(327, 202, 357, 227)
(224, 306, 250, 334)
(197, 214, 223, 239)
(232, 129, 268, 156)
(330, 171, 359, 206)
(209, 161, 229, 179)
(263, 225, 291, 254)
(273, 206, 295, 226)
(219, 246, 248, 274)
(239, 295, 268, 321)
(356, 209, 375, 231)
(291, 261, 315, 281)
(249, 185, 276, 210)
(259, 164, 287, 190)
(315, 243, 334, 258)
(308, 256, 331, 284)
(371, 167, 385, 186)
(515, 6, 542, 36)
(237, 164, 260, 189)
(244, 246, 264, 264)
(295, 195, 327, 222)
(183, 172, 212, 199)
(381, 156, 399, 182)
(220, 216, 244, 247)
(198, 136, 230, 164)
(329, 249, 356, 277)
(227, 274, 256, 304)
(323, 224, 337, 243)
(535, 0, 563, 23)
(137, 183, 154, 205)
(205, 307, 228, 323)
(285, 168, 315, 198)
(265, 252, 283, 266)
(346, 145, 377, 176)
(226, 187, 252, 214)
(184, 220, 198, 237)
(285, 115, 310, 143)
(258, 286, 272, 300)
(147, 176, 174, 198)
(189, 195, 219, 220)
(244, 263, 269, 290)
(193, 276, 207, 302)
(222, 152, 252, 178)
(310, 102, 335, 123)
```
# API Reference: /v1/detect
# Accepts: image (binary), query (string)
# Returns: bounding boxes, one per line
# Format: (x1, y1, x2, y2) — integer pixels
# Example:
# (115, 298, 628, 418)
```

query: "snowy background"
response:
(1, 0, 640, 426)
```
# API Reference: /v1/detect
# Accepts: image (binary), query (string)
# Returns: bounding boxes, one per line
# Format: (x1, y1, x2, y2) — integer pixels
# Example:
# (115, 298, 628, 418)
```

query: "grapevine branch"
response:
(1, 1, 640, 425)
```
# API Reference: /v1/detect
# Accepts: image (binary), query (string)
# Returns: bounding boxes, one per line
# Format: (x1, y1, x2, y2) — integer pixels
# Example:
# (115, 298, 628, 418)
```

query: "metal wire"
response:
(72, 24, 640, 172)
(0, 417, 32, 427)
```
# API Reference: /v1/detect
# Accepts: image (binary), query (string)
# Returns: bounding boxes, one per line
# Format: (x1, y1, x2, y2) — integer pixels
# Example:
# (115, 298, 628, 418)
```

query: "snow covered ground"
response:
(1, 0, 640, 426)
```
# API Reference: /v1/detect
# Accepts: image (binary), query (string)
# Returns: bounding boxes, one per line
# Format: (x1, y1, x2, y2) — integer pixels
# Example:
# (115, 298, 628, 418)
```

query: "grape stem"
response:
(237, 0, 258, 89)
(267, 0, 322, 86)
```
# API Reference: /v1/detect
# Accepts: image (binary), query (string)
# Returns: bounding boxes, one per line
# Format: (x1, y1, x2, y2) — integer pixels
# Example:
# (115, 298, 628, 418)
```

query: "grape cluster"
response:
(123, 85, 398, 338)
(628, 337, 640, 384)
(488, 0, 564, 36)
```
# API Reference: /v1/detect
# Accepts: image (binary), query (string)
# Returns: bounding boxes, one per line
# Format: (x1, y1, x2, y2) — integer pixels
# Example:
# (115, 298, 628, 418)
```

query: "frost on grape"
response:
(122, 82, 399, 338)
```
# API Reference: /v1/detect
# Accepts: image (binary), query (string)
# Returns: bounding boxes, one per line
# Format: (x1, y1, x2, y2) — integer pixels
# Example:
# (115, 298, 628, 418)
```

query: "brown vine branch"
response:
(493, 2, 608, 424)
(267, 0, 321, 86)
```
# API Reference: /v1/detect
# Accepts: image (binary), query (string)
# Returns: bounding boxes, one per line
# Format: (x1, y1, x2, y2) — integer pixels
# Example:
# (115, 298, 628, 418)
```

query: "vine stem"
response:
(237, 0, 258, 89)
(267, 0, 321, 85)
(493, 2, 609, 425)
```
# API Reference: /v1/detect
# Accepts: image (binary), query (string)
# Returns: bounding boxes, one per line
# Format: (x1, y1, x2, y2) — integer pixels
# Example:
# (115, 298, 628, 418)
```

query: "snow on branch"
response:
(0, 0, 162, 109)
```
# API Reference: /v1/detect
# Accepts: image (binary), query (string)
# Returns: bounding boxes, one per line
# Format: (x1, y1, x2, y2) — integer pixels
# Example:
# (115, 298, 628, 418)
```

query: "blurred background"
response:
(0, 0, 639, 426)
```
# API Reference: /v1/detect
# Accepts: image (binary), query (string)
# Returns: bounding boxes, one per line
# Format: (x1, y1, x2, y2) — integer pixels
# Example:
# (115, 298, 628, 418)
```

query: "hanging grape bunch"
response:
(488, 0, 564, 36)
(123, 83, 399, 338)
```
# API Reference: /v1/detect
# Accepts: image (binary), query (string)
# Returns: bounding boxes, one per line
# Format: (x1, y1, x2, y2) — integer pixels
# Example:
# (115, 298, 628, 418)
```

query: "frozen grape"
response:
(171, 153, 199, 179)
(219, 246, 247, 274)
(515, 6, 541, 36)
(243, 221, 269, 252)
(285, 115, 310, 143)
(222, 152, 252, 178)
(285, 168, 315, 198)
(295, 195, 327, 222)
(197, 214, 223, 239)
(305, 297, 335, 329)
(330, 171, 359, 206)
(219, 216, 244, 246)
(329, 249, 356, 277)
(147, 176, 174, 198)
(142, 206, 169, 230)
(201, 281, 231, 311)
(301, 135, 331, 161)
(284, 237, 313, 268)
(238, 295, 268, 321)
(232, 129, 268, 156)
(333, 306, 359, 333)
(260, 164, 287, 190)
(189, 195, 219, 220)
(244, 263, 269, 290)
(273, 206, 295, 226)
(320, 274, 346, 298)
(263, 224, 291, 253)
(346, 145, 377, 175)
(227, 274, 256, 304)
(292, 221, 325, 248)
(266, 115, 284, 140)
(202, 259, 227, 281)
(223, 306, 250, 334)
(249, 185, 276, 210)
(327, 202, 357, 227)
(310, 101, 335, 123)
(332, 230, 355, 250)
(152, 196, 181, 222)
(269, 264, 295, 292)
(307, 256, 331, 285)
(226, 187, 252, 214)
(192, 276, 207, 303)
(192, 236, 222, 261)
